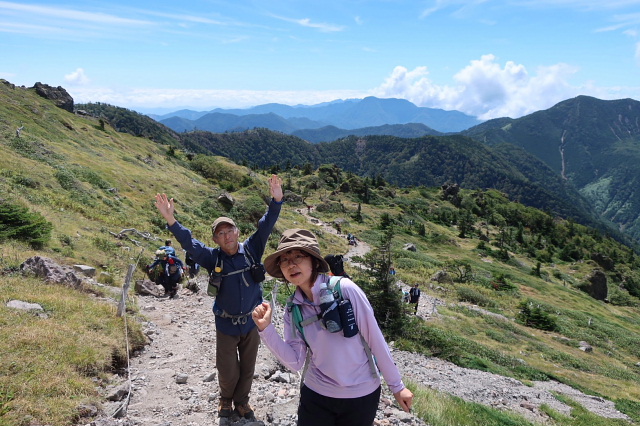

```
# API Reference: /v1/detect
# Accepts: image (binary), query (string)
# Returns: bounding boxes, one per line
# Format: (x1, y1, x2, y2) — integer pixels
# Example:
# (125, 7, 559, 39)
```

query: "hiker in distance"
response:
(153, 174, 284, 421)
(409, 283, 421, 315)
(146, 249, 184, 299)
(159, 239, 176, 257)
(252, 228, 414, 426)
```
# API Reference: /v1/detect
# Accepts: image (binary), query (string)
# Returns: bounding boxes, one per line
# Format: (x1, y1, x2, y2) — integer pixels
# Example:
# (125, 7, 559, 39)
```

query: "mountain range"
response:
(462, 96, 640, 242)
(153, 96, 480, 139)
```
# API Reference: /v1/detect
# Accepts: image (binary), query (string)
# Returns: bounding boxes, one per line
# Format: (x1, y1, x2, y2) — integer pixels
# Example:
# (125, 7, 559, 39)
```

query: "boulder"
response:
(581, 269, 608, 301)
(32, 82, 74, 112)
(432, 270, 454, 284)
(134, 279, 163, 297)
(579, 341, 594, 352)
(21, 256, 83, 288)
(591, 253, 615, 271)
(283, 190, 303, 203)
(7, 300, 44, 313)
(441, 183, 461, 205)
(73, 264, 96, 277)
(217, 192, 235, 208)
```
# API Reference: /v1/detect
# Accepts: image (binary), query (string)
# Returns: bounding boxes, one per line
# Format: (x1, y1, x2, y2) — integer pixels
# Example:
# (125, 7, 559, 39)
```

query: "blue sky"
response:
(1, 0, 639, 119)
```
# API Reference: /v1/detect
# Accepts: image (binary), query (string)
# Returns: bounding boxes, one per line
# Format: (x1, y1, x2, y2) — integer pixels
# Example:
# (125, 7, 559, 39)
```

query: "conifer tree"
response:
(0, 201, 52, 249)
(357, 214, 406, 338)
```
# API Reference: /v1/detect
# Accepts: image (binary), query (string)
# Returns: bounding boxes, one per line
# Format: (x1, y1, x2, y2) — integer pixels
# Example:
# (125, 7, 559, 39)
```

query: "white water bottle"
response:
(318, 282, 342, 333)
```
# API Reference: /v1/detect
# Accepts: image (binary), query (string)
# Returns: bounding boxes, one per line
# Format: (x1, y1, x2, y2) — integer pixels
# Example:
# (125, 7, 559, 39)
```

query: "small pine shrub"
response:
(516, 299, 558, 331)
(0, 200, 52, 248)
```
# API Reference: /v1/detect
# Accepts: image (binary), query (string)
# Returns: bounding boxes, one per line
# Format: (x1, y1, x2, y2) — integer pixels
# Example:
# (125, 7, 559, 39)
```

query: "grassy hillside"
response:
(1, 82, 640, 426)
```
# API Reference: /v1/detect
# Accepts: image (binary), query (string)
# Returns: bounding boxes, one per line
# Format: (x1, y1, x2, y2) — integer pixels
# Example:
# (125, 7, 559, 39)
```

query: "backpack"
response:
(324, 254, 349, 278)
(286, 275, 378, 381)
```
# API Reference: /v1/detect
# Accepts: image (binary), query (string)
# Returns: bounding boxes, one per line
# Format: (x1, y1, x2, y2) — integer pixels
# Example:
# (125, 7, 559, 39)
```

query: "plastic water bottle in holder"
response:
(318, 281, 342, 333)
(208, 266, 222, 297)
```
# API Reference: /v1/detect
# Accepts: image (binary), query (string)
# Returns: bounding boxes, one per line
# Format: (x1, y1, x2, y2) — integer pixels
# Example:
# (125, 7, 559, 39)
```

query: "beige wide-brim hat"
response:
(264, 228, 330, 279)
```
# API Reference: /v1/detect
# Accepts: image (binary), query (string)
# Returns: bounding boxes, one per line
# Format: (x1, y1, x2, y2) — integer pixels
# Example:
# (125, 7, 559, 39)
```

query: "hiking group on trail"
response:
(150, 174, 413, 426)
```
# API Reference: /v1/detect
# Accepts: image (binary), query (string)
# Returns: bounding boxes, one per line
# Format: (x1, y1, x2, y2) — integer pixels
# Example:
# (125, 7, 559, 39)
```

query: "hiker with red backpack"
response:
(147, 249, 184, 298)
(252, 229, 413, 426)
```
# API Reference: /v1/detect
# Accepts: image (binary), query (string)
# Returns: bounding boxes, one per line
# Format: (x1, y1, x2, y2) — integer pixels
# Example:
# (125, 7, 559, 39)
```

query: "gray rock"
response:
(203, 372, 217, 382)
(74, 264, 97, 277)
(21, 256, 83, 288)
(6, 300, 44, 312)
(33, 82, 74, 112)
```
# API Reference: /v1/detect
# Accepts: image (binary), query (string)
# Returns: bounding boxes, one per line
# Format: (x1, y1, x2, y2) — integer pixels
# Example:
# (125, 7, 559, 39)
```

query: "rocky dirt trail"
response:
(87, 209, 630, 426)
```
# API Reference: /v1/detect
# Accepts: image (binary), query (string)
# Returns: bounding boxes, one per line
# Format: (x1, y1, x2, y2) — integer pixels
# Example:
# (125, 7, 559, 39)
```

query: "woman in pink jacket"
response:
(252, 228, 413, 426)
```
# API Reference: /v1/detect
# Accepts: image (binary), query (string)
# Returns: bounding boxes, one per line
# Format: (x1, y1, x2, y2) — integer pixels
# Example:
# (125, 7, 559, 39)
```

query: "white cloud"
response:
(0, 1, 150, 26)
(62, 55, 640, 118)
(372, 55, 586, 119)
(269, 14, 345, 32)
(64, 68, 90, 86)
(66, 87, 370, 111)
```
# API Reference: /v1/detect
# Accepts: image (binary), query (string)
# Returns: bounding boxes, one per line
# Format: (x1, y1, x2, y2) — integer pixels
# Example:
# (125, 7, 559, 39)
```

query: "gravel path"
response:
(85, 210, 630, 426)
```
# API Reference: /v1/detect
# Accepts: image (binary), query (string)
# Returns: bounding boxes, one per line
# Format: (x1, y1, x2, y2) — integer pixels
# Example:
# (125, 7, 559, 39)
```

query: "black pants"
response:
(159, 273, 180, 294)
(298, 385, 381, 426)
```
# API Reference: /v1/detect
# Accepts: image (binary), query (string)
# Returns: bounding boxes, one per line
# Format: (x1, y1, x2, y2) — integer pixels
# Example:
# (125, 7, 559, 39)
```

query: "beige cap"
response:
(211, 216, 236, 235)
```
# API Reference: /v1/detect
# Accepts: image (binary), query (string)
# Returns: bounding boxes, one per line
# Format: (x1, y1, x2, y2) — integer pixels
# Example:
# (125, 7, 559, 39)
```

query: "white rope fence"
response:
(112, 249, 144, 418)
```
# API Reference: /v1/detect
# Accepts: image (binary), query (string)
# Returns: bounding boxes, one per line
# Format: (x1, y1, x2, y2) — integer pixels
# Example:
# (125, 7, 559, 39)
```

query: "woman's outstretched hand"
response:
(394, 387, 414, 412)
(252, 302, 273, 331)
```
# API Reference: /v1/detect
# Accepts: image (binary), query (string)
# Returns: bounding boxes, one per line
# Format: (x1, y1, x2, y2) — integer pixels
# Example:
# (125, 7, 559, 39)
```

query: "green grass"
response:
(408, 381, 536, 426)
(407, 381, 634, 426)
(0, 275, 146, 426)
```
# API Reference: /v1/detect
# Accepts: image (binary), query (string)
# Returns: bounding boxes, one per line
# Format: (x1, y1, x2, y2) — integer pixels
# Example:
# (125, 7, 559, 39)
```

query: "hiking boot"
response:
(234, 402, 255, 420)
(218, 397, 233, 417)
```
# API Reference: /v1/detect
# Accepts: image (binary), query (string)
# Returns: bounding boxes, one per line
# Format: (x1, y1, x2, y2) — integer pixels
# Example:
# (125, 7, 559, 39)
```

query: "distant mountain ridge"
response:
(292, 123, 443, 143)
(153, 96, 482, 139)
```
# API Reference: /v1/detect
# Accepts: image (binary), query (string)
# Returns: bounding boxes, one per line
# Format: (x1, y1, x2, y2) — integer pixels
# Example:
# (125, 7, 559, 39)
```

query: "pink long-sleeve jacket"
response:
(258, 274, 406, 398)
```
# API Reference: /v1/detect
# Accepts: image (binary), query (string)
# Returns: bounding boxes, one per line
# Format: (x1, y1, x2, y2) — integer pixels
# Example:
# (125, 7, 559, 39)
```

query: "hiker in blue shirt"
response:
(153, 174, 283, 421)
(159, 239, 177, 257)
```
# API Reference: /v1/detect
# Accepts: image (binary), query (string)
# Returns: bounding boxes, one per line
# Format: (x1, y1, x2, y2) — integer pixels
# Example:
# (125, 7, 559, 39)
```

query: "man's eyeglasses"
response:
(215, 227, 236, 238)
(278, 253, 309, 268)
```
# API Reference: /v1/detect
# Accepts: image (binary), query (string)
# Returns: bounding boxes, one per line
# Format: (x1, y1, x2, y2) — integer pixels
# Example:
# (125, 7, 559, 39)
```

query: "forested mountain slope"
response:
(463, 96, 640, 241)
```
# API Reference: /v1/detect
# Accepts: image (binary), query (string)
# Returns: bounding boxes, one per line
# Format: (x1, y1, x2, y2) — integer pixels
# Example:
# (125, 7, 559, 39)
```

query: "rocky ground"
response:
(84, 209, 631, 426)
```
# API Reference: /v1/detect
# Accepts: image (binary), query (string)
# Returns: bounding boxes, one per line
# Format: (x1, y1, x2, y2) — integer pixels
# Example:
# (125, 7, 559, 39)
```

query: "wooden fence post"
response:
(117, 264, 136, 317)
